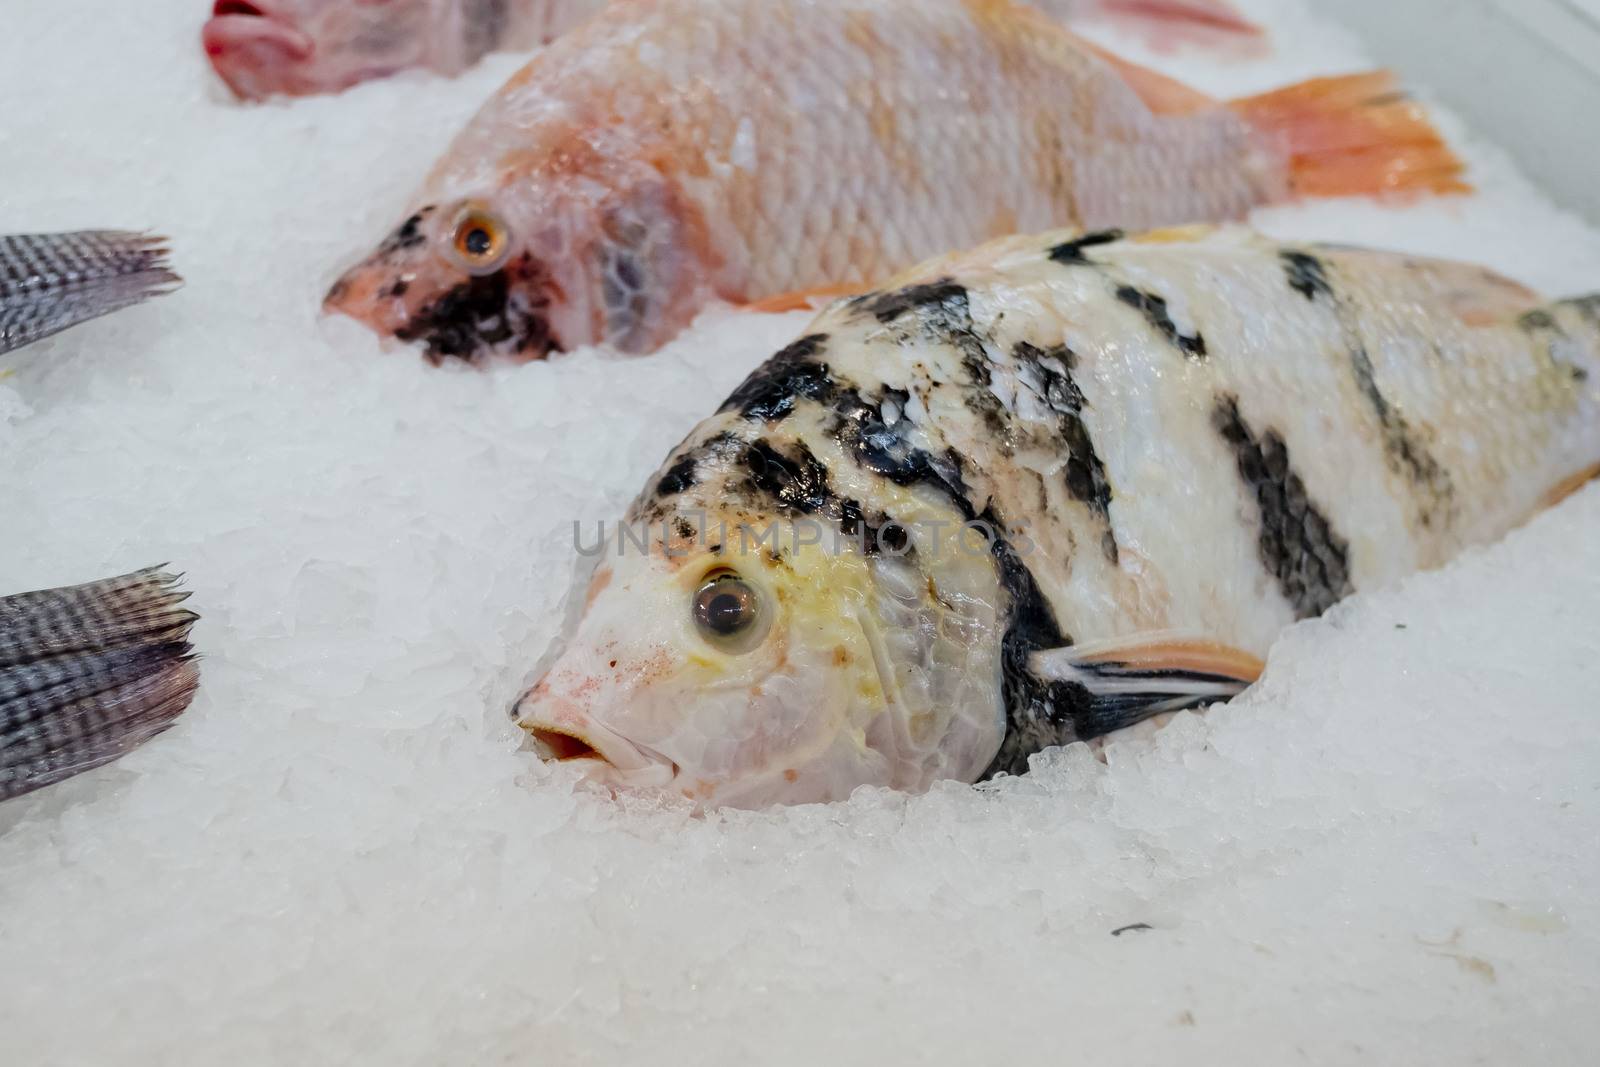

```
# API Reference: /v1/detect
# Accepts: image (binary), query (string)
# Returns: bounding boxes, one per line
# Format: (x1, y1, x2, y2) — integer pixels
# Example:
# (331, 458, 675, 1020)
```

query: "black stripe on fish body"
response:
(979, 491, 1253, 776)
(1558, 295, 1600, 380)
(829, 387, 973, 509)
(742, 439, 832, 515)
(1517, 309, 1559, 334)
(733, 437, 903, 557)
(1213, 396, 1352, 620)
(719, 334, 833, 422)
(1348, 346, 1456, 527)
(979, 504, 1081, 779)
(652, 455, 699, 500)
(1515, 305, 1592, 384)
(856, 279, 970, 325)
(975, 507, 1173, 778)
(462, 0, 510, 62)
(956, 346, 1019, 454)
(1114, 286, 1207, 360)
(1012, 342, 1117, 562)
(1047, 230, 1125, 266)
(1281, 251, 1334, 301)
(862, 290, 1011, 476)
(860, 276, 996, 384)
(1282, 258, 1454, 526)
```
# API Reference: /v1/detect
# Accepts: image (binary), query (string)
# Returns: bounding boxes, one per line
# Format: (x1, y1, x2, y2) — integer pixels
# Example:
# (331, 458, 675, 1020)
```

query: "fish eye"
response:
(692, 570, 768, 653)
(446, 205, 511, 275)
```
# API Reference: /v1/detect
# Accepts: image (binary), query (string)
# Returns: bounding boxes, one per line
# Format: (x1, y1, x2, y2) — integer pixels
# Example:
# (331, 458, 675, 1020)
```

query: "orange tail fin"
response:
(1230, 71, 1470, 198)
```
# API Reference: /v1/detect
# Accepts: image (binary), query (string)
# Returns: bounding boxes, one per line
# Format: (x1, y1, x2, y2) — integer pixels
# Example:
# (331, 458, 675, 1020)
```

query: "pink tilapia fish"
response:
(203, 0, 595, 99)
(323, 0, 1462, 364)
(203, 0, 1262, 100)
(513, 226, 1600, 809)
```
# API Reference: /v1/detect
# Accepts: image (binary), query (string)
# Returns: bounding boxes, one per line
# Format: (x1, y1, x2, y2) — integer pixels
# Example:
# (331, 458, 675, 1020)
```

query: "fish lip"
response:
(202, 2, 316, 95)
(515, 703, 679, 788)
(203, 14, 314, 58)
(204, 16, 315, 61)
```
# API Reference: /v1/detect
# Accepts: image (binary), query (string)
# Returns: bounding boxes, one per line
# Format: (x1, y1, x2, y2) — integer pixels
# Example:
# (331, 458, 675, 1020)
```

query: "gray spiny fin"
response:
(0, 230, 182, 357)
(1, 567, 199, 802)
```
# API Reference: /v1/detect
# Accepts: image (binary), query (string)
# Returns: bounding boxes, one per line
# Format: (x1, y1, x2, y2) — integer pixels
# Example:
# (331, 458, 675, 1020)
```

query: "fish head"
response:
(203, 0, 433, 100)
(325, 151, 702, 361)
(514, 510, 918, 809)
(322, 196, 595, 363)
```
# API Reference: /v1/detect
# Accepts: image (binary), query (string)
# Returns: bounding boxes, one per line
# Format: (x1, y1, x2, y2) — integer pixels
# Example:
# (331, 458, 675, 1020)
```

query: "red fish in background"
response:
(321, 0, 1460, 363)
(202, 0, 1264, 101)
(202, 0, 595, 99)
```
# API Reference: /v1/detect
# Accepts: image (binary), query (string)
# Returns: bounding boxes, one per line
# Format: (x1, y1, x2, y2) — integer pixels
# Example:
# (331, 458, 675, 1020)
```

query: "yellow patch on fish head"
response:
(514, 518, 894, 808)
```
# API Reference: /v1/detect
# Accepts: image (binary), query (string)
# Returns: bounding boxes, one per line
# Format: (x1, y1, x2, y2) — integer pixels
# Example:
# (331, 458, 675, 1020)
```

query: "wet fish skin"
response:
(1, 568, 200, 803)
(203, 0, 602, 99)
(0, 231, 181, 358)
(514, 226, 1600, 809)
(324, 0, 1458, 364)
(202, 0, 1260, 100)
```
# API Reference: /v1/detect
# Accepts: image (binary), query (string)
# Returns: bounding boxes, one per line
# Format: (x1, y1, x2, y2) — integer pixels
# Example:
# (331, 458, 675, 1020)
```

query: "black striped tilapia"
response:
(1, 568, 200, 803)
(514, 225, 1600, 808)
(1, 231, 181, 358)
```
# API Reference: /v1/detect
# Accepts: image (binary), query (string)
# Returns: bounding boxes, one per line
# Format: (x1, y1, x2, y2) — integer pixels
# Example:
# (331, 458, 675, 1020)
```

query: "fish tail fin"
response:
(1229, 71, 1470, 198)
(1, 567, 200, 802)
(0, 231, 182, 356)
(1082, 0, 1265, 47)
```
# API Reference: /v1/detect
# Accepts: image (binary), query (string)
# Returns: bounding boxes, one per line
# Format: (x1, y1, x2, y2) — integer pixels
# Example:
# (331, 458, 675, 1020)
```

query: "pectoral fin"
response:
(1031, 632, 1263, 739)
(743, 283, 871, 314)
(1542, 461, 1600, 511)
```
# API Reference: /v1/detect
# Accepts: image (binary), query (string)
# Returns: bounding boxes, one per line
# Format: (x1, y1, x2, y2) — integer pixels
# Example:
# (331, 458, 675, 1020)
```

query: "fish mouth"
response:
(515, 702, 678, 788)
(525, 725, 604, 763)
(212, 0, 270, 17)
(203, 0, 316, 98)
(326, 260, 560, 365)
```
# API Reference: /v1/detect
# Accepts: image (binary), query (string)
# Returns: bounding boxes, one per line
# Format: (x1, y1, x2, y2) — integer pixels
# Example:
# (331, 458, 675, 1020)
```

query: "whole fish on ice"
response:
(324, 0, 1460, 363)
(1, 232, 181, 358)
(203, 0, 1261, 99)
(514, 226, 1600, 809)
(1, 568, 200, 802)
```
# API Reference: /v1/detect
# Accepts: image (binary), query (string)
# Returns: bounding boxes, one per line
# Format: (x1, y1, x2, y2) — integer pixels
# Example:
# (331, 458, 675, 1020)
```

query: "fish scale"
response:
(203, 0, 1262, 99)
(327, 0, 1459, 362)
(517, 226, 1600, 808)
